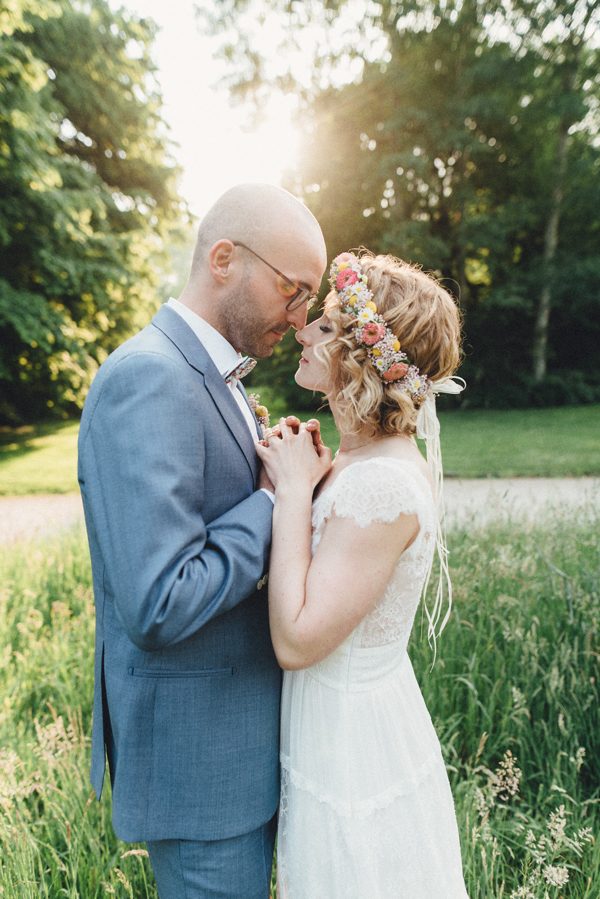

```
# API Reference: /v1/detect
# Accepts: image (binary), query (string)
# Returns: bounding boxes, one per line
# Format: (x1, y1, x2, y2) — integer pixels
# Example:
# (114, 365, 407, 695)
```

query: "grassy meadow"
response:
(0, 404, 599, 495)
(0, 518, 597, 897)
(0, 421, 79, 495)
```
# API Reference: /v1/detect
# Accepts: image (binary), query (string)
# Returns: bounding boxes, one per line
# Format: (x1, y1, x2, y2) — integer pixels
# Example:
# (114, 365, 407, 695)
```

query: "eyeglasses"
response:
(232, 241, 318, 312)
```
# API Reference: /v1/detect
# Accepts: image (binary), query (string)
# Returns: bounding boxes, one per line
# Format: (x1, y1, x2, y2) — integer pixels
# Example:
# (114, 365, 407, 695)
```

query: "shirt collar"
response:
(167, 297, 241, 378)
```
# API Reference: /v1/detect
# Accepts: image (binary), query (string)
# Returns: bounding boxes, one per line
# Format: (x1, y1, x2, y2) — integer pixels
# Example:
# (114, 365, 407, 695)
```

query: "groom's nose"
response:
(286, 302, 309, 332)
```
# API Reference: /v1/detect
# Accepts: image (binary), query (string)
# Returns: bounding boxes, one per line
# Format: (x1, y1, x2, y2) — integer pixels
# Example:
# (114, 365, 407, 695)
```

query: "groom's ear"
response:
(208, 240, 235, 283)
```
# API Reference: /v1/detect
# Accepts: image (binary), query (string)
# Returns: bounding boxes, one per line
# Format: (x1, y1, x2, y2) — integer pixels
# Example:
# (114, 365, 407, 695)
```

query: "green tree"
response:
(202, 0, 600, 407)
(0, 0, 186, 422)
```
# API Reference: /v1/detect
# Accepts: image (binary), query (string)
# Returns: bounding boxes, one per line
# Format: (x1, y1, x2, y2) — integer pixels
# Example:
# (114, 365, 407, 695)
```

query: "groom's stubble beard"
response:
(218, 282, 289, 358)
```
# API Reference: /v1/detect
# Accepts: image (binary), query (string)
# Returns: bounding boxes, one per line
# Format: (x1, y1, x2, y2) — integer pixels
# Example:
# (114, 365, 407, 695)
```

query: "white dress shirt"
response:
(167, 298, 274, 505)
(167, 297, 260, 439)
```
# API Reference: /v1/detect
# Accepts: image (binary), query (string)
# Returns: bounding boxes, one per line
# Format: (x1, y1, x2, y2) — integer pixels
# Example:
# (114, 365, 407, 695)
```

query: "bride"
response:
(256, 251, 469, 898)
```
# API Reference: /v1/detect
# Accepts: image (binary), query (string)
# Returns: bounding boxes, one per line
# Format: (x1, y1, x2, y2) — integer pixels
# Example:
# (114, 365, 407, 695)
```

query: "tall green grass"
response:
(0, 520, 597, 896)
(413, 521, 599, 897)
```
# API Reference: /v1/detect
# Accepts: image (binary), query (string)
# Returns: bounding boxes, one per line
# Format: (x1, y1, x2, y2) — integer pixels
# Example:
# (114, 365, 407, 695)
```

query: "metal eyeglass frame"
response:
(232, 241, 318, 311)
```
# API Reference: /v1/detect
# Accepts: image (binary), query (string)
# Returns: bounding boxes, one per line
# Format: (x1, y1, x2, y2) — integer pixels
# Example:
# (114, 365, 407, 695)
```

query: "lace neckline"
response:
(313, 455, 434, 508)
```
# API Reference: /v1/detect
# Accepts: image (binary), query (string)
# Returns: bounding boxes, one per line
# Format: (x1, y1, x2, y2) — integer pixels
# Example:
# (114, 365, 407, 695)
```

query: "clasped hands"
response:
(257, 416, 332, 494)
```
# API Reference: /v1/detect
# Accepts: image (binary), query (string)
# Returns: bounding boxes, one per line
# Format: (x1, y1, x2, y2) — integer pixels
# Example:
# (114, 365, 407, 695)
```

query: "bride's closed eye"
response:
(319, 324, 333, 333)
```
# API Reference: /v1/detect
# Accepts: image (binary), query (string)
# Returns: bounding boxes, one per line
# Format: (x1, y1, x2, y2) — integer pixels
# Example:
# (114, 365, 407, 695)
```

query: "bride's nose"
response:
(295, 326, 308, 346)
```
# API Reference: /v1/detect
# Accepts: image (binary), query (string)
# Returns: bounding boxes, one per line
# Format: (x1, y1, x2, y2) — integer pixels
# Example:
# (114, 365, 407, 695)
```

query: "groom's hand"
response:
(258, 465, 275, 493)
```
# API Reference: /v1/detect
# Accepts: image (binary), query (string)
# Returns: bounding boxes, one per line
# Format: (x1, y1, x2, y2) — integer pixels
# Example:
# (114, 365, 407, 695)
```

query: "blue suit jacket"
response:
(78, 305, 281, 842)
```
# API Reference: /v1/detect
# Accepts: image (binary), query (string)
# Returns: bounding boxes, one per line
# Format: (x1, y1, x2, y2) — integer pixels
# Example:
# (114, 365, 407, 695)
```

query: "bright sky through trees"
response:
(116, 0, 300, 216)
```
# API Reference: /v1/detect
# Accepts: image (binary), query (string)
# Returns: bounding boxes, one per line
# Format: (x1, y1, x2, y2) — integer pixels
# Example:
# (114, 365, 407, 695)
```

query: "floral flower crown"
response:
(329, 252, 430, 401)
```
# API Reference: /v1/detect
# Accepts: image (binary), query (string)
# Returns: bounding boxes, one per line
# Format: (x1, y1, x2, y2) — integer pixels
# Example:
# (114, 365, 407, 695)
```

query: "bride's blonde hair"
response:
(318, 252, 462, 436)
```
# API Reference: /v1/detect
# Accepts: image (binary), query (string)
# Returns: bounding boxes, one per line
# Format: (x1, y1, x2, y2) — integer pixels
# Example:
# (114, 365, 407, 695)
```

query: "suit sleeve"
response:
(79, 351, 273, 651)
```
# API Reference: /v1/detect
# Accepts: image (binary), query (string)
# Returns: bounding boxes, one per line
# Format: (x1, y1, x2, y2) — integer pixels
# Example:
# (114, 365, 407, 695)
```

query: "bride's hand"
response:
(255, 418, 332, 495)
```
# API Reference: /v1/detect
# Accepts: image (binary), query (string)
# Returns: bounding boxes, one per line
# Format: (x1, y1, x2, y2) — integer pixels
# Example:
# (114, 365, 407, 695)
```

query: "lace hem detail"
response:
(280, 750, 443, 818)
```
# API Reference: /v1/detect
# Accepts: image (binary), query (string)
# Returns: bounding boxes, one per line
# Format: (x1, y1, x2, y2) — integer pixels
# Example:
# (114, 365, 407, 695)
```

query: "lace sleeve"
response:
(328, 458, 432, 529)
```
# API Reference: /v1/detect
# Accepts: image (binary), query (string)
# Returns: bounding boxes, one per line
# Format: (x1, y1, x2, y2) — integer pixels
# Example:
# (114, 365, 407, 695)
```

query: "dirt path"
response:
(0, 494, 84, 544)
(443, 477, 599, 529)
(0, 479, 598, 544)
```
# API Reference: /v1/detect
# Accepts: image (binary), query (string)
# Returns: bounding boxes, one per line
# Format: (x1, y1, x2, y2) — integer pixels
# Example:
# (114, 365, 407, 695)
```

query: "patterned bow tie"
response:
(224, 356, 257, 384)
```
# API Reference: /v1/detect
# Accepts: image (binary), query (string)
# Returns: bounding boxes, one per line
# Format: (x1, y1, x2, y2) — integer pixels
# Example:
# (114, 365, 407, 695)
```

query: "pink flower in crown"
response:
(359, 322, 386, 346)
(383, 362, 409, 382)
(336, 268, 359, 291)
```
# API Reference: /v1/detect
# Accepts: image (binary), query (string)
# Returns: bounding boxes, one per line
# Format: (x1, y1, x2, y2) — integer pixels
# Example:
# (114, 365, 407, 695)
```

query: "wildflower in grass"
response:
(114, 868, 132, 888)
(576, 826, 593, 845)
(50, 600, 72, 621)
(542, 864, 569, 886)
(525, 830, 546, 866)
(512, 804, 594, 897)
(34, 714, 79, 766)
(490, 749, 521, 802)
(16, 607, 44, 635)
(510, 886, 536, 899)
(570, 746, 586, 771)
(547, 804, 567, 851)
(0, 748, 41, 810)
(510, 685, 530, 720)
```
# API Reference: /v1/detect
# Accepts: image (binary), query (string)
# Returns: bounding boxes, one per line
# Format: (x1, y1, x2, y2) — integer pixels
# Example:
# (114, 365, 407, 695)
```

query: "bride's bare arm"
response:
(256, 424, 418, 670)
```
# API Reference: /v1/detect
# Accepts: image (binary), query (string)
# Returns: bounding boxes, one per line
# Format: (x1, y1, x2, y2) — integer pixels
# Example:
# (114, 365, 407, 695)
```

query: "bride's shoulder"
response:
(341, 446, 432, 491)
(316, 452, 433, 529)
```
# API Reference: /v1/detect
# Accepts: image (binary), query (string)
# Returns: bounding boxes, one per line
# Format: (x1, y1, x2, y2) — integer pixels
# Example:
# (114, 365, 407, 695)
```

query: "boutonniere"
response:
(247, 393, 270, 437)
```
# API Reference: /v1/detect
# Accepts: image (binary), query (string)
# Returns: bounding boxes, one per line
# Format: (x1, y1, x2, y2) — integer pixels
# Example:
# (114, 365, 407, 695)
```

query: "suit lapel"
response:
(151, 305, 259, 480)
(237, 383, 263, 440)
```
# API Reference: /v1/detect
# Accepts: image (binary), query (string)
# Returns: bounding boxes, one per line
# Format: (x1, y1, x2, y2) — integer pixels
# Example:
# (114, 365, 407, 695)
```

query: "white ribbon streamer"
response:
(416, 376, 466, 664)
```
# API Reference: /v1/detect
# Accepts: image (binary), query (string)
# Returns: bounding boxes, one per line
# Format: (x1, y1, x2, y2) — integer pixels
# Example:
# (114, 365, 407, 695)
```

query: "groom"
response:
(78, 183, 327, 897)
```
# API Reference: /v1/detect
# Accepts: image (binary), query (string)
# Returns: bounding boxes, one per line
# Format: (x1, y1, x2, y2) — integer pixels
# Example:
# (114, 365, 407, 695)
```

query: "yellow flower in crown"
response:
(392, 339, 401, 352)
(372, 347, 382, 357)
(366, 301, 378, 312)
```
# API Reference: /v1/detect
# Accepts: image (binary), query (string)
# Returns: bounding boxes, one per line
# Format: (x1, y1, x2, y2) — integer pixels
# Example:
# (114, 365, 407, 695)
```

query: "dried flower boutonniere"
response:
(247, 393, 270, 438)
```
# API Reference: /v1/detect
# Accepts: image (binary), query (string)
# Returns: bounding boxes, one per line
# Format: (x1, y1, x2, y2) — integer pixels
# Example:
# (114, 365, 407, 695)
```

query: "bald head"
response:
(179, 183, 327, 357)
(191, 183, 325, 275)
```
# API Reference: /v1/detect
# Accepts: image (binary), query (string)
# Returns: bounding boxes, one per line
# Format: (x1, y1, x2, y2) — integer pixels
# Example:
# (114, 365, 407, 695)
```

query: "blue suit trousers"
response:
(147, 815, 277, 899)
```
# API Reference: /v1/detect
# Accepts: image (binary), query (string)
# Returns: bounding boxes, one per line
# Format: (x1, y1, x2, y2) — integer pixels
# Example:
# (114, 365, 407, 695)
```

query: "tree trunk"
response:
(531, 127, 569, 383)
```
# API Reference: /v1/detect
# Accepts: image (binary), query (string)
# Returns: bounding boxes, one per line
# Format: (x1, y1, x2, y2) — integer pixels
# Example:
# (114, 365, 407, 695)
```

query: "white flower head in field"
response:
(576, 826, 593, 846)
(547, 803, 567, 851)
(524, 829, 546, 866)
(570, 746, 586, 772)
(513, 804, 594, 898)
(0, 748, 41, 811)
(475, 786, 489, 819)
(490, 749, 522, 802)
(510, 886, 536, 899)
(511, 685, 530, 720)
(542, 864, 569, 887)
(34, 714, 79, 766)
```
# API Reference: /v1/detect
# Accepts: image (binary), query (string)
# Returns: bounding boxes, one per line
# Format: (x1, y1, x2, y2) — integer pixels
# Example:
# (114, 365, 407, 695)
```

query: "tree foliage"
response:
(0, 0, 186, 422)
(204, 0, 600, 408)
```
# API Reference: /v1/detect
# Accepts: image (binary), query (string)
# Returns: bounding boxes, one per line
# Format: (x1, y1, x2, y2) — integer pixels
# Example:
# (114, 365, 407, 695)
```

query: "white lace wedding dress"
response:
(277, 457, 469, 898)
